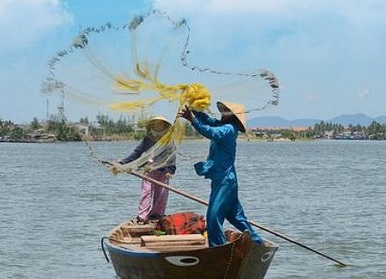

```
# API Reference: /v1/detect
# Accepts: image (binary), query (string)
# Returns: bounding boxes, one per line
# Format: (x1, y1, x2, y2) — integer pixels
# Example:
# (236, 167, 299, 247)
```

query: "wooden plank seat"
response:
(141, 234, 206, 248)
(123, 224, 156, 237)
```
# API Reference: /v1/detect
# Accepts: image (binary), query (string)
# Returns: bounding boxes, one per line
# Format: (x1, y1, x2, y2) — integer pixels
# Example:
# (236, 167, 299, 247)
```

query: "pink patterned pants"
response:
(137, 172, 170, 222)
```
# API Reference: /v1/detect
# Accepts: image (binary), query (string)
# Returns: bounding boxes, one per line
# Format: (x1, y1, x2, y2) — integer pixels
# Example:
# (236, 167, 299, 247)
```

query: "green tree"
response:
(10, 126, 25, 140)
(80, 117, 89, 124)
(31, 117, 41, 130)
(0, 118, 13, 137)
(96, 113, 109, 126)
(368, 121, 385, 140)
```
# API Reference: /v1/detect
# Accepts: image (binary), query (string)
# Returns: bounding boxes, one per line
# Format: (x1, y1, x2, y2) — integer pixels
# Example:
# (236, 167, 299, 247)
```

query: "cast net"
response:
(43, 9, 280, 175)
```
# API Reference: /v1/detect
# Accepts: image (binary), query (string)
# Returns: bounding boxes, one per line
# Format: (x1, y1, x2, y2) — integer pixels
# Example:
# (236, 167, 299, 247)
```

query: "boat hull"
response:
(104, 222, 278, 279)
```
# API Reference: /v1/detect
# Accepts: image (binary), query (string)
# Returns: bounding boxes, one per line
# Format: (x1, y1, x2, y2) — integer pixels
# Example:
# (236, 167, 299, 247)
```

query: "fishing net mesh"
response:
(43, 9, 280, 175)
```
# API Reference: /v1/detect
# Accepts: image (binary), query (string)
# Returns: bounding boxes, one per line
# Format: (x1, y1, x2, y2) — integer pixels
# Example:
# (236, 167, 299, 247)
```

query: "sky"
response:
(1, 0, 386, 124)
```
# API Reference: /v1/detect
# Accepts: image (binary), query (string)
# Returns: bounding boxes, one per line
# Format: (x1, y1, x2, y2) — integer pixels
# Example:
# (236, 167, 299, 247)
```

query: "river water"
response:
(1, 140, 385, 279)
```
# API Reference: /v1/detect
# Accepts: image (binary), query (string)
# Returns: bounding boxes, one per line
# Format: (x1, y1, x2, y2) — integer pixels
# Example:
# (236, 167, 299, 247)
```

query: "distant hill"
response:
(247, 113, 386, 128)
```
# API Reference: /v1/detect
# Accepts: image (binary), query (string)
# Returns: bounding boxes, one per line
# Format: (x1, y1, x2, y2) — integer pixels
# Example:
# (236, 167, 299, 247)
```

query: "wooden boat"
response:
(102, 215, 278, 279)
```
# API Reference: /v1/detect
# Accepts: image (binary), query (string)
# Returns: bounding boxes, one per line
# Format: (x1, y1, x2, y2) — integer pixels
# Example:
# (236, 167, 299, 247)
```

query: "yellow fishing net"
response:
(44, 9, 279, 175)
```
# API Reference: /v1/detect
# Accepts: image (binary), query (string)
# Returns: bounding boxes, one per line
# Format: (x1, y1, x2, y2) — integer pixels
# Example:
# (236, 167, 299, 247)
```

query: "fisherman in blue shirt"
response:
(178, 101, 264, 247)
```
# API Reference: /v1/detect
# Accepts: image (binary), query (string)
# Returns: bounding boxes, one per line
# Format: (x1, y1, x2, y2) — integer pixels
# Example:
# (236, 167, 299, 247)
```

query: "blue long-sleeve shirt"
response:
(191, 111, 238, 182)
(191, 111, 263, 247)
(120, 137, 176, 174)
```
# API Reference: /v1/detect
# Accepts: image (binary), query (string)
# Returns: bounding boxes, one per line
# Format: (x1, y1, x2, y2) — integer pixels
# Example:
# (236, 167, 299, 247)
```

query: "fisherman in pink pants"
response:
(137, 171, 171, 222)
(119, 116, 176, 223)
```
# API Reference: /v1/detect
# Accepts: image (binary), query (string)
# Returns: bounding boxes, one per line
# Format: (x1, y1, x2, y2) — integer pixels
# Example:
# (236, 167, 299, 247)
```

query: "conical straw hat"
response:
(217, 101, 246, 133)
(145, 116, 172, 128)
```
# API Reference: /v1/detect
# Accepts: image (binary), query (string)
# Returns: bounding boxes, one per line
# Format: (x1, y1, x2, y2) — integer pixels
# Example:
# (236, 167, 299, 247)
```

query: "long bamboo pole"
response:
(130, 170, 347, 267)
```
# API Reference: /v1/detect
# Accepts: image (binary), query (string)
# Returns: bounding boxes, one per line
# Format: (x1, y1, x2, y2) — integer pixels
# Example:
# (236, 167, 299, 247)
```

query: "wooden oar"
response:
(129, 169, 347, 267)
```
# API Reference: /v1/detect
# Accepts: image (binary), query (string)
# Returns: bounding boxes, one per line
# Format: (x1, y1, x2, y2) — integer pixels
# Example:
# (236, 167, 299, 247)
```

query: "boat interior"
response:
(107, 220, 243, 253)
